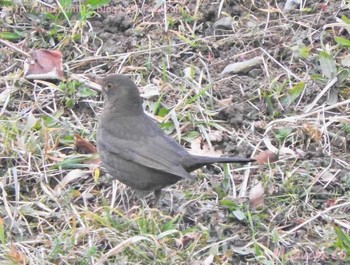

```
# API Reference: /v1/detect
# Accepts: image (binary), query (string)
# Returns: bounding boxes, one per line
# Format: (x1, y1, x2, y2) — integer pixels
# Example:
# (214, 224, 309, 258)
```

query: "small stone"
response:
(213, 16, 234, 30)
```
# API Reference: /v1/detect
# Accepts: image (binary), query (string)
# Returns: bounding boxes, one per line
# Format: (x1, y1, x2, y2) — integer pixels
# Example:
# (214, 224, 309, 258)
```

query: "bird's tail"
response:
(183, 155, 255, 172)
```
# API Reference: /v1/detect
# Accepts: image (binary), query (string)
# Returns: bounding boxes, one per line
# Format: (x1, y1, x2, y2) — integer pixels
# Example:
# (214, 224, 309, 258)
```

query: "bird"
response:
(96, 74, 255, 203)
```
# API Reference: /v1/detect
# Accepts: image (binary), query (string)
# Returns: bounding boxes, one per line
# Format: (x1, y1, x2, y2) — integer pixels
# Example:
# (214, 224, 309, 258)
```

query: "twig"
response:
(281, 201, 350, 238)
(304, 77, 338, 113)
(0, 38, 30, 57)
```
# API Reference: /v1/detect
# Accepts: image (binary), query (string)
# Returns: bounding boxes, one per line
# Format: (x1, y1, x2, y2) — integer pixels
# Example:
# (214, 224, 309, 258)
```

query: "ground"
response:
(0, 0, 350, 264)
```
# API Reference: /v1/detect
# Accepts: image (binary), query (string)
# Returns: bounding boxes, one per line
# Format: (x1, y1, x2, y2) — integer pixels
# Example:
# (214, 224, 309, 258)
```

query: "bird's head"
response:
(99, 74, 143, 114)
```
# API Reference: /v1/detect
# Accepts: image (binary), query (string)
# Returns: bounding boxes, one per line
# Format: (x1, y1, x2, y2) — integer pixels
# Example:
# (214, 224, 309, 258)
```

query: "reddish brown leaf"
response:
(254, 150, 278, 165)
(325, 199, 337, 207)
(24, 49, 64, 80)
(74, 134, 97, 154)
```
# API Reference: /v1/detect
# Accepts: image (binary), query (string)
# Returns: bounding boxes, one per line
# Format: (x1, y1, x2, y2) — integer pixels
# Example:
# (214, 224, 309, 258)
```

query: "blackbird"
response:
(96, 74, 254, 201)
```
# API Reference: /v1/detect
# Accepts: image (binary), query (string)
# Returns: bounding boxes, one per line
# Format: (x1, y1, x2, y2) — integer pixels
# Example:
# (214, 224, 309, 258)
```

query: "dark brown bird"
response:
(97, 74, 254, 201)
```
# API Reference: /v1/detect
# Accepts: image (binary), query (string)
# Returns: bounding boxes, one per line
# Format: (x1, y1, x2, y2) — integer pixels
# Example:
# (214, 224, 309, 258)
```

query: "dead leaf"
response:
(74, 134, 101, 170)
(24, 49, 64, 80)
(175, 232, 200, 248)
(254, 120, 267, 130)
(54, 169, 89, 194)
(221, 56, 262, 75)
(139, 84, 160, 99)
(216, 95, 233, 107)
(6, 245, 26, 264)
(254, 151, 278, 165)
(303, 123, 322, 142)
(189, 137, 222, 157)
(75, 134, 97, 154)
(208, 131, 223, 142)
(249, 182, 264, 208)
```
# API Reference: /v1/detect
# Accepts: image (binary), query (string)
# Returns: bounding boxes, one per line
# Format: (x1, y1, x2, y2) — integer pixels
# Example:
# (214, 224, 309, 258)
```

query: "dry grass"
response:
(1, 0, 350, 264)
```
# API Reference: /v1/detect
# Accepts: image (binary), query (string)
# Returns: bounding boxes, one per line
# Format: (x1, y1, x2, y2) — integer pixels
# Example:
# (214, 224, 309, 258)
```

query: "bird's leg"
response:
(153, 189, 162, 206)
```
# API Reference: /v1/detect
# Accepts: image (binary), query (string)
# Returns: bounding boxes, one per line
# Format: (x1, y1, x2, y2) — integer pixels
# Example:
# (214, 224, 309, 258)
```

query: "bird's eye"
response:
(105, 83, 113, 90)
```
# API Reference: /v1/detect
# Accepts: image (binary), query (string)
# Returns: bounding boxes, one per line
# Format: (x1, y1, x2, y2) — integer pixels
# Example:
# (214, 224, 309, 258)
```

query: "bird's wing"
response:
(98, 125, 195, 181)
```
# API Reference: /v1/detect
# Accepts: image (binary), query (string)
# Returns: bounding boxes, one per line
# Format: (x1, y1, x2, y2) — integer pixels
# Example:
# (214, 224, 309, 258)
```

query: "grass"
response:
(0, 0, 350, 264)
